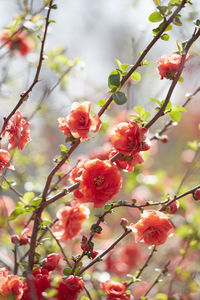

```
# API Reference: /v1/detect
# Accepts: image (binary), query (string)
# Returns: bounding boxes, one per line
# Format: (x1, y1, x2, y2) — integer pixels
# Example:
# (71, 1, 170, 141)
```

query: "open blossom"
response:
(105, 242, 145, 276)
(100, 280, 130, 300)
(0, 268, 23, 300)
(110, 121, 150, 156)
(72, 159, 123, 208)
(3, 111, 31, 150)
(109, 149, 144, 172)
(130, 210, 174, 246)
(0, 30, 34, 56)
(53, 201, 90, 241)
(0, 149, 14, 174)
(57, 275, 84, 300)
(157, 53, 190, 80)
(22, 268, 50, 300)
(58, 101, 101, 140)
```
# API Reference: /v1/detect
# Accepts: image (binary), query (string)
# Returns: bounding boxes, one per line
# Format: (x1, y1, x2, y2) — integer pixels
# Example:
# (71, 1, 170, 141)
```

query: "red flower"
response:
(157, 53, 190, 80)
(100, 280, 130, 300)
(109, 149, 144, 172)
(0, 268, 23, 300)
(131, 210, 174, 246)
(110, 121, 150, 156)
(53, 201, 89, 241)
(43, 253, 61, 271)
(58, 102, 101, 140)
(73, 159, 123, 208)
(3, 111, 31, 150)
(105, 242, 144, 276)
(57, 275, 84, 300)
(0, 150, 14, 174)
(0, 30, 34, 56)
(22, 268, 50, 300)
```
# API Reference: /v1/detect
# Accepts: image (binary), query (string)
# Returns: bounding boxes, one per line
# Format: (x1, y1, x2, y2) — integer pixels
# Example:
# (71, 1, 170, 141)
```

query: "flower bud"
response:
(193, 189, 200, 200)
(161, 135, 168, 143)
(43, 253, 61, 271)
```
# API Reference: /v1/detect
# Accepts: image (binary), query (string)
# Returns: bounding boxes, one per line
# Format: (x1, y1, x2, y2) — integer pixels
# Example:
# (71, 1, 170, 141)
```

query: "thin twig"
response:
(46, 226, 72, 268)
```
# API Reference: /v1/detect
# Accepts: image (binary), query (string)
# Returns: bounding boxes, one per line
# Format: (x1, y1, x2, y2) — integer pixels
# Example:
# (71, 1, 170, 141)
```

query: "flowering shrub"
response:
(0, 0, 200, 299)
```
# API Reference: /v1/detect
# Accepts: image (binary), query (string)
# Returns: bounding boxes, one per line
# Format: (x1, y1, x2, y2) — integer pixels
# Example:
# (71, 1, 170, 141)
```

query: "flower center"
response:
(94, 176, 104, 186)
(79, 116, 86, 125)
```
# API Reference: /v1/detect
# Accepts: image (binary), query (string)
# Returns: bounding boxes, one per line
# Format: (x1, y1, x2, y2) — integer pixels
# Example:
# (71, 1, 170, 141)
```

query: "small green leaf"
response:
(60, 144, 68, 154)
(178, 76, 184, 82)
(134, 106, 145, 116)
(23, 192, 35, 204)
(108, 70, 121, 89)
(97, 99, 106, 107)
(158, 6, 168, 15)
(112, 92, 127, 105)
(161, 33, 169, 41)
(149, 12, 163, 23)
(51, 4, 58, 9)
(149, 97, 161, 105)
(104, 204, 111, 211)
(131, 72, 141, 81)
(173, 16, 182, 26)
(31, 198, 42, 207)
(153, 0, 161, 6)
(156, 293, 168, 300)
(187, 140, 199, 151)
(42, 288, 58, 298)
(172, 105, 187, 112)
(81, 297, 90, 300)
(194, 19, 200, 27)
(168, 111, 181, 122)
(63, 268, 72, 276)
(9, 207, 26, 221)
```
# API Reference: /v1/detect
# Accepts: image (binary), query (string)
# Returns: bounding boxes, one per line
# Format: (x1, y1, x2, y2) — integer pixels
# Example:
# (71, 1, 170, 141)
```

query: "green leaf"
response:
(131, 72, 141, 81)
(158, 6, 168, 15)
(149, 12, 163, 23)
(178, 76, 184, 82)
(156, 294, 168, 300)
(108, 70, 121, 89)
(115, 59, 129, 73)
(173, 16, 182, 26)
(149, 97, 161, 106)
(172, 105, 187, 112)
(143, 111, 151, 121)
(81, 297, 90, 300)
(161, 33, 169, 41)
(153, 0, 161, 6)
(63, 268, 72, 276)
(134, 106, 144, 116)
(23, 192, 35, 204)
(97, 99, 106, 107)
(30, 198, 42, 207)
(194, 19, 200, 27)
(112, 92, 127, 105)
(168, 111, 181, 122)
(60, 144, 68, 154)
(187, 140, 199, 151)
(9, 207, 26, 221)
(104, 204, 111, 211)
(51, 4, 58, 9)
(1, 180, 10, 190)
(42, 288, 58, 298)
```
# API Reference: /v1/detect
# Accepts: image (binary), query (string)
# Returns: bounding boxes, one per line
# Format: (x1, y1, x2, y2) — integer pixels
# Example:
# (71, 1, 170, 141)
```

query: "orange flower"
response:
(73, 159, 123, 208)
(0, 268, 23, 300)
(100, 280, 130, 300)
(53, 201, 89, 241)
(58, 102, 101, 140)
(157, 53, 189, 80)
(0, 30, 34, 56)
(109, 149, 144, 172)
(2, 111, 31, 150)
(0, 150, 14, 174)
(110, 121, 150, 156)
(130, 210, 174, 246)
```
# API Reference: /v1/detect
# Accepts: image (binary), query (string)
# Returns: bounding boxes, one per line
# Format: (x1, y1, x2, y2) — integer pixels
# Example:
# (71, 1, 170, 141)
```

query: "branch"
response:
(78, 229, 131, 276)
(0, 0, 54, 138)
(146, 28, 200, 129)
(98, 0, 187, 117)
